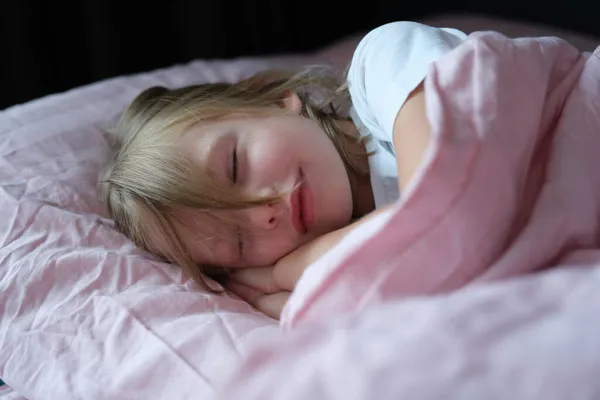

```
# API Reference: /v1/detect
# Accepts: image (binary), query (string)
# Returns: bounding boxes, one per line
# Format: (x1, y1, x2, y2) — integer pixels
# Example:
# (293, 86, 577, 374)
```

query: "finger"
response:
(252, 291, 291, 320)
(225, 280, 263, 304)
(229, 266, 280, 294)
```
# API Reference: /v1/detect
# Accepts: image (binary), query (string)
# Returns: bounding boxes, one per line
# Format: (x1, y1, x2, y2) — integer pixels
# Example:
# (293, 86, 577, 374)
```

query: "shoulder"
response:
(346, 21, 467, 141)
(348, 21, 467, 82)
(352, 21, 466, 61)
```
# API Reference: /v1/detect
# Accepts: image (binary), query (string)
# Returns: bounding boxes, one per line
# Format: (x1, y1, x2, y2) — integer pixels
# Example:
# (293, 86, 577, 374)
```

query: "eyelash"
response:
(231, 148, 238, 184)
(236, 227, 243, 256)
(231, 148, 242, 255)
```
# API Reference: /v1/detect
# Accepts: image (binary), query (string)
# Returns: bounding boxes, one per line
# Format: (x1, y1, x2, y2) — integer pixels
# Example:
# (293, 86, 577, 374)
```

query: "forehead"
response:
(176, 122, 218, 160)
(177, 110, 278, 144)
(176, 117, 247, 172)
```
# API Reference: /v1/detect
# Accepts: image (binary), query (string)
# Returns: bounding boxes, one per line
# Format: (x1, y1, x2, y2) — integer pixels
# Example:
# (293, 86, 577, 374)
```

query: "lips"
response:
(290, 176, 306, 234)
(290, 168, 317, 235)
(298, 168, 315, 233)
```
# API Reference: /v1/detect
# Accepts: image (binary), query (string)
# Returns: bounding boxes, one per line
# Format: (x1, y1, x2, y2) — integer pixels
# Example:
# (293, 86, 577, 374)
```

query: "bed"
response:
(1, 14, 600, 400)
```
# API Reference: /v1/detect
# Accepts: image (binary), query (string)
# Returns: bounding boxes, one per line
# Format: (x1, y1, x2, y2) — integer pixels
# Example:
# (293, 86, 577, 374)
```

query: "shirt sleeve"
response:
(347, 21, 467, 145)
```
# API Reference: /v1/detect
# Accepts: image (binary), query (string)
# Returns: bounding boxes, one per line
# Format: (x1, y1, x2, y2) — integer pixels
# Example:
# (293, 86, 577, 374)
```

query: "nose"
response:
(247, 201, 283, 231)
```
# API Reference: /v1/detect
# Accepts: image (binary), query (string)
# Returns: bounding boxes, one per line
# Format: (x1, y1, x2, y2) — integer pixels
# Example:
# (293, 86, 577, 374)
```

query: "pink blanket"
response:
(218, 31, 600, 398)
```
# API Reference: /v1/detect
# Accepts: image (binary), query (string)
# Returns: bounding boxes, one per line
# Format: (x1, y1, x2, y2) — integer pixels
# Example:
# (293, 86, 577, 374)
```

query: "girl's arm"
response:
(272, 82, 430, 291)
(272, 203, 395, 290)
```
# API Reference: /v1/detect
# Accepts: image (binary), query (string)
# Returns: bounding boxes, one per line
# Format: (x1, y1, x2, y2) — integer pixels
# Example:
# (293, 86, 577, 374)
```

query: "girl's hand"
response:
(226, 266, 291, 320)
(226, 196, 401, 319)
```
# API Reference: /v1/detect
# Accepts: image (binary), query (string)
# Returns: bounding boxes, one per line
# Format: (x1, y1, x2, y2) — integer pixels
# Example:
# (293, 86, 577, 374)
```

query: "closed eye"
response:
(236, 225, 243, 256)
(231, 147, 238, 184)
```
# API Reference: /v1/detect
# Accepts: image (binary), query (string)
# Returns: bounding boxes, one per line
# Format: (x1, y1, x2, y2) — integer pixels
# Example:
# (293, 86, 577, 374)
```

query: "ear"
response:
(279, 90, 303, 114)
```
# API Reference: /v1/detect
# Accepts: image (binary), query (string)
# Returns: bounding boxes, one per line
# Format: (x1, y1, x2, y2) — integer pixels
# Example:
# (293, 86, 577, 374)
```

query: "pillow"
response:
(0, 35, 360, 400)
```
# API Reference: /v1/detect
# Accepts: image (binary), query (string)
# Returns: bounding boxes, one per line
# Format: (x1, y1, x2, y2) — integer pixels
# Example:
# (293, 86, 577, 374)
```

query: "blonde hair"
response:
(99, 66, 370, 290)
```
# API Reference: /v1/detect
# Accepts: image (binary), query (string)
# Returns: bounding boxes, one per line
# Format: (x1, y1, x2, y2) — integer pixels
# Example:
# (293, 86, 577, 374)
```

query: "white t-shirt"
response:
(347, 21, 467, 208)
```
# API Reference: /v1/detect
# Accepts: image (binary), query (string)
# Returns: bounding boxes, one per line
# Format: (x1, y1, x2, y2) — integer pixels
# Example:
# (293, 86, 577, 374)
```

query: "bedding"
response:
(0, 40, 358, 400)
(219, 29, 600, 399)
(0, 14, 599, 400)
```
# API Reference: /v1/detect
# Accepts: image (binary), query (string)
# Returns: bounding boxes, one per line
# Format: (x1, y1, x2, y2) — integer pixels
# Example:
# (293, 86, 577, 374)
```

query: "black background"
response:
(2, 0, 599, 110)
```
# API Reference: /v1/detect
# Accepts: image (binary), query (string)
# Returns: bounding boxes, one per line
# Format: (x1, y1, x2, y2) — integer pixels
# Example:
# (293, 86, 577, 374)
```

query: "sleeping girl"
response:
(99, 21, 467, 319)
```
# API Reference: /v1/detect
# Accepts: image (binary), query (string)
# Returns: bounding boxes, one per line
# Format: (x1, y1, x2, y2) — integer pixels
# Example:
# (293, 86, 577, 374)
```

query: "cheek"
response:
(252, 235, 298, 266)
(250, 141, 295, 177)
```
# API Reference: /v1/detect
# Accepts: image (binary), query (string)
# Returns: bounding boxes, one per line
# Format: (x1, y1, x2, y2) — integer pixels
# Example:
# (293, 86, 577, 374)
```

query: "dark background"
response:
(2, 0, 599, 110)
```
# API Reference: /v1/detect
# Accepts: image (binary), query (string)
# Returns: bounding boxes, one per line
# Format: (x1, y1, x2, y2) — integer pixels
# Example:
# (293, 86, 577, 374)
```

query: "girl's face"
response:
(167, 92, 356, 269)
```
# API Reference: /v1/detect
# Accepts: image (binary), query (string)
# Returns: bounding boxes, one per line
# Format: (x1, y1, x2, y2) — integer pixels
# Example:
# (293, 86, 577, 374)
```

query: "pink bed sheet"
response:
(219, 31, 600, 399)
(0, 41, 360, 399)
(1, 15, 600, 400)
